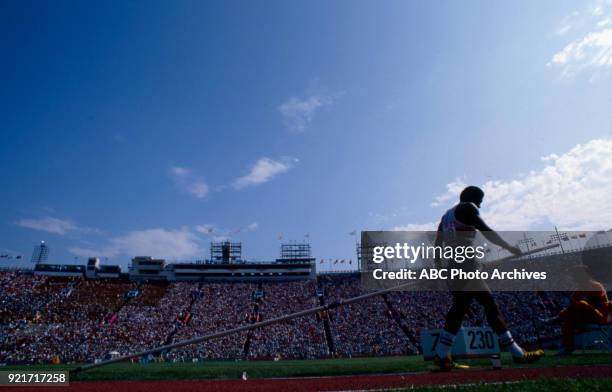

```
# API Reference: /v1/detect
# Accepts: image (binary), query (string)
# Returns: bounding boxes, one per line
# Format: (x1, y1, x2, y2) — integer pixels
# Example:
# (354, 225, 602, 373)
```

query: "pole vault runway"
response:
(6, 365, 612, 392)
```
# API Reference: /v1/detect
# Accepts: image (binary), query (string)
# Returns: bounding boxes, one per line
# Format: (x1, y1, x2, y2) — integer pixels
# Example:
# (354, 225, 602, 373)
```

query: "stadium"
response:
(3, 1, 612, 390)
(2, 238, 612, 391)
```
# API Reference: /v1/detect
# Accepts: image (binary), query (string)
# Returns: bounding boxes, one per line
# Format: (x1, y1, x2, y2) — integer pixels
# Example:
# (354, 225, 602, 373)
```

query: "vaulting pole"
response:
(71, 244, 559, 375)
(483, 243, 560, 268)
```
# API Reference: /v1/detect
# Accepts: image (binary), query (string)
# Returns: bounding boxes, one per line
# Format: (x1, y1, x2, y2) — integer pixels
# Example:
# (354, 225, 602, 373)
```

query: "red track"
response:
(6, 365, 612, 391)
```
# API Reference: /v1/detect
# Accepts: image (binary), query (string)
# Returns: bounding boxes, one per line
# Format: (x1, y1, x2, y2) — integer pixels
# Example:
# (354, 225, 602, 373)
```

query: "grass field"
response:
(4, 351, 612, 382)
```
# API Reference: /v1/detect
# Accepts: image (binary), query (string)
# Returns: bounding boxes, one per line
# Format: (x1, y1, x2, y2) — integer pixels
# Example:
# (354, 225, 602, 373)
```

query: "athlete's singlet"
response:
(440, 202, 479, 246)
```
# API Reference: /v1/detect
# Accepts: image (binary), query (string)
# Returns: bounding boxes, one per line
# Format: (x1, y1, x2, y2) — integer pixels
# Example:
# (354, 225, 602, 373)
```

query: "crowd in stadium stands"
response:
(0, 271, 577, 364)
(320, 275, 409, 357)
(246, 281, 328, 359)
(168, 282, 254, 361)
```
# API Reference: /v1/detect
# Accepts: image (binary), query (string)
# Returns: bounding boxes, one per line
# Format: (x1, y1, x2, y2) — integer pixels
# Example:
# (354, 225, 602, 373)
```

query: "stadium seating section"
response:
(0, 272, 575, 364)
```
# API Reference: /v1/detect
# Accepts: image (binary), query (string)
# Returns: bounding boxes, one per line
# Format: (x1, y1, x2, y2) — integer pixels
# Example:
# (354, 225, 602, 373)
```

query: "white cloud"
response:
(69, 227, 203, 260)
(233, 157, 296, 189)
(550, 28, 612, 70)
(393, 222, 438, 231)
(195, 224, 215, 235)
(549, 1, 612, 76)
(597, 17, 612, 28)
(594, 4, 604, 17)
(187, 182, 209, 198)
(556, 11, 580, 35)
(427, 139, 612, 231)
(247, 222, 258, 231)
(170, 166, 209, 199)
(277, 95, 335, 132)
(172, 167, 190, 176)
(431, 180, 468, 207)
(17, 217, 75, 234)
(16, 217, 100, 235)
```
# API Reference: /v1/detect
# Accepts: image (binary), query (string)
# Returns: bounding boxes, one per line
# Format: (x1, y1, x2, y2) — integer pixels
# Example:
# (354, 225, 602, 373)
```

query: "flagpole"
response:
(554, 226, 565, 254)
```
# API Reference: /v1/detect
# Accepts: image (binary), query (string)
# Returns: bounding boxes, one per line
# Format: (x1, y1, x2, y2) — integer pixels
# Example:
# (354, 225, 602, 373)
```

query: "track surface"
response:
(6, 365, 612, 391)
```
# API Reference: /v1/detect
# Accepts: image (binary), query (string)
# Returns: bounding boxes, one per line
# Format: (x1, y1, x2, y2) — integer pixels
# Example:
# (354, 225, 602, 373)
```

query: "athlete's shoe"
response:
(433, 355, 470, 371)
(513, 349, 545, 364)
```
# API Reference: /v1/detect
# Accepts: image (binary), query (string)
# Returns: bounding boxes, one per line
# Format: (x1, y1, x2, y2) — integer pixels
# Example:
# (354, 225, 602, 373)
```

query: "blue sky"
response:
(1, 0, 611, 270)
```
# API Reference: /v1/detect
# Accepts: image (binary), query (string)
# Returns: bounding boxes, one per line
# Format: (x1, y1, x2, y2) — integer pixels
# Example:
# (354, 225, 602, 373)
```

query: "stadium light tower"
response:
(553, 226, 566, 254)
(30, 240, 49, 264)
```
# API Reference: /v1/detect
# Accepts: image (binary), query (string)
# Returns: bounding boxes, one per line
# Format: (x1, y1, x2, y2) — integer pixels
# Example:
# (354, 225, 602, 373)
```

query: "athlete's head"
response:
(460, 186, 484, 208)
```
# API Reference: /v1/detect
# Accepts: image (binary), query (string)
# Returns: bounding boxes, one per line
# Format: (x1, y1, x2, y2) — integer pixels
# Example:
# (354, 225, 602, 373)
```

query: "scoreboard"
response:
(421, 327, 500, 360)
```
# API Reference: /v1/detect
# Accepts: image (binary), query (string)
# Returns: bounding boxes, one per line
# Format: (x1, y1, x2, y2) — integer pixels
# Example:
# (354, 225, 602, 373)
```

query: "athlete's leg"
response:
(436, 291, 472, 359)
(444, 291, 473, 333)
(473, 290, 507, 334)
(434, 291, 473, 370)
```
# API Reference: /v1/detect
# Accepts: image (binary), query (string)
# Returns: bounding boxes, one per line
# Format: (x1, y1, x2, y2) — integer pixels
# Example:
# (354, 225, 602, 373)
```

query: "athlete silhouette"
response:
(433, 186, 544, 371)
